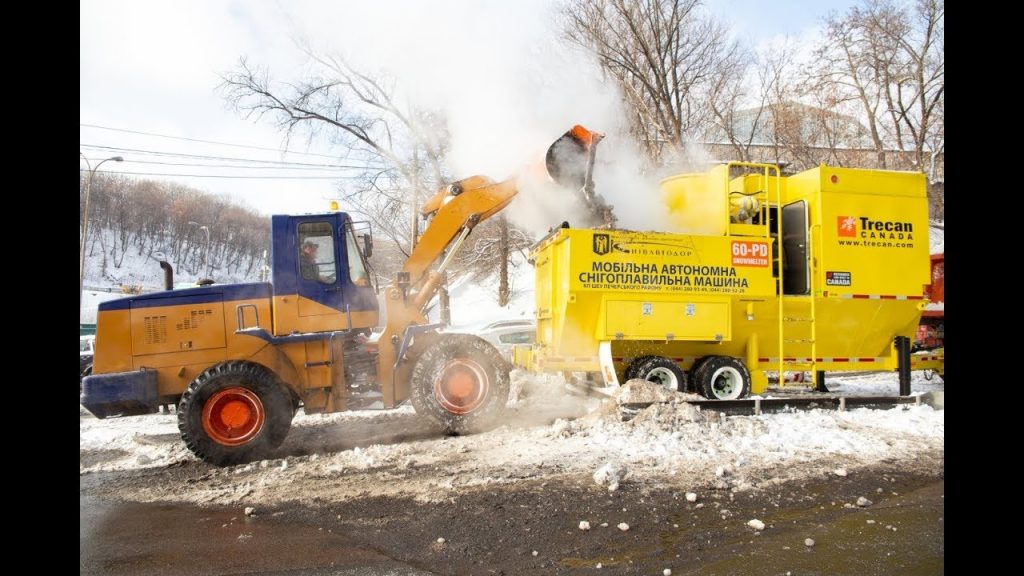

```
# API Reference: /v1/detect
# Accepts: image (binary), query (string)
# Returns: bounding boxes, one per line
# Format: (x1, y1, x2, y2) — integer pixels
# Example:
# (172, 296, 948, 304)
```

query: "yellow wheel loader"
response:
(81, 125, 603, 466)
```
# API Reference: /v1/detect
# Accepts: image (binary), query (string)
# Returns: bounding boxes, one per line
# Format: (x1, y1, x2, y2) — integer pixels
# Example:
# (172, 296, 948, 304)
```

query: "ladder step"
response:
(784, 339, 816, 344)
(782, 362, 816, 369)
(783, 317, 815, 322)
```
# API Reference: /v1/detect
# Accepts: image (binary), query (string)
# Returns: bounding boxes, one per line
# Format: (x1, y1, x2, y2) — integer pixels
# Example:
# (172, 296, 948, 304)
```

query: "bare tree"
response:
(805, 0, 943, 177)
(562, 0, 745, 164)
(79, 172, 270, 287)
(221, 56, 449, 257)
(707, 41, 798, 163)
(221, 53, 532, 301)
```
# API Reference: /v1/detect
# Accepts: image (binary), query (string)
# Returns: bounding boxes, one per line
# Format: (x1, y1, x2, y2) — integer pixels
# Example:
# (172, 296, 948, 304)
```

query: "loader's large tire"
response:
(695, 356, 751, 400)
(631, 356, 687, 392)
(178, 361, 293, 466)
(410, 334, 510, 435)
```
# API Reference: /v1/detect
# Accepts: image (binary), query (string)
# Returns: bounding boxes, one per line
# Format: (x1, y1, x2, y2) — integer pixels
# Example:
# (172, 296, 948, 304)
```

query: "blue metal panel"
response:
(270, 214, 300, 295)
(271, 212, 378, 315)
(80, 370, 160, 418)
(99, 283, 272, 311)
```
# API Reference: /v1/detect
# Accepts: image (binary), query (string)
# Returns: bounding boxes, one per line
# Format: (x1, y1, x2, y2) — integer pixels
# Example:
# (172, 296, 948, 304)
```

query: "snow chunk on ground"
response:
(593, 462, 630, 491)
(629, 402, 705, 429)
(613, 379, 701, 405)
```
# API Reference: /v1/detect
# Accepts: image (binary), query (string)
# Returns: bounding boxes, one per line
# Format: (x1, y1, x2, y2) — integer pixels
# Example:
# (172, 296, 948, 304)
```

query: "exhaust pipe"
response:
(159, 261, 174, 290)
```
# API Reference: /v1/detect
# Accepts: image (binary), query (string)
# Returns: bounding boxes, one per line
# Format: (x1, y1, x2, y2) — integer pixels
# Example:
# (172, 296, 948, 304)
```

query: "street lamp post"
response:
(80, 154, 124, 317)
(188, 221, 211, 276)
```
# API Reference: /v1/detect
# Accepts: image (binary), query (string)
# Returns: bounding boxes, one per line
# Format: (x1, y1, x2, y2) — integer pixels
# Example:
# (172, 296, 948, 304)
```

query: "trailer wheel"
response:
(410, 334, 510, 435)
(631, 356, 687, 392)
(696, 356, 751, 400)
(178, 361, 293, 466)
(624, 356, 654, 381)
(688, 356, 714, 393)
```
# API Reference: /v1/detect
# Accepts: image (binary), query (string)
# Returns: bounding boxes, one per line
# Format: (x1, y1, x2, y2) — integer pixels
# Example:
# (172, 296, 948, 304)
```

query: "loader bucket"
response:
(545, 125, 604, 191)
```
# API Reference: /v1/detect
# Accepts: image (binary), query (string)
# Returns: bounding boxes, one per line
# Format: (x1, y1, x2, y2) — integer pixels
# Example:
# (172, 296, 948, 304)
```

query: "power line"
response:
(80, 144, 385, 169)
(80, 123, 347, 160)
(80, 169, 376, 180)
(81, 157, 395, 172)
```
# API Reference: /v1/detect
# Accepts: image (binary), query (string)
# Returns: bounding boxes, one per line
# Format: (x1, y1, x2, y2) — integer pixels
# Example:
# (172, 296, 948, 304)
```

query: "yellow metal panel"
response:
(531, 228, 774, 362)
(129, 301, 226, 357)
(660, 166, 729, 235)
(791, 166, 931, 299)
(303, 340, 332, 389)
(133, 348, 226, 370)
(605, 300, 730, 341)
(273, 294, 378, 335)
(527, 163, 930, 384)
(93, 309, 133, 373)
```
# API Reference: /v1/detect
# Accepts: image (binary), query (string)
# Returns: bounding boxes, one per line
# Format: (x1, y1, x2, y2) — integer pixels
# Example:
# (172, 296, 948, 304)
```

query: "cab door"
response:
(296, 220, 345, 321)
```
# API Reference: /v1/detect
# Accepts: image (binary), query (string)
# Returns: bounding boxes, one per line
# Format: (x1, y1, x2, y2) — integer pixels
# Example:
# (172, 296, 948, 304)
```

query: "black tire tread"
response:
(632, 356, 687, 392)
(178, 361, 293, 466)
(695, 356, 751, 400)
(624, 355, 655, 381)
(409, 334, 510, 435)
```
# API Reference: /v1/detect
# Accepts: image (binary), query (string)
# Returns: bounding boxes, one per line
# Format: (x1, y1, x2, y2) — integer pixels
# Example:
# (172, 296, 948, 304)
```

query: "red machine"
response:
(915, 253, 944, 350)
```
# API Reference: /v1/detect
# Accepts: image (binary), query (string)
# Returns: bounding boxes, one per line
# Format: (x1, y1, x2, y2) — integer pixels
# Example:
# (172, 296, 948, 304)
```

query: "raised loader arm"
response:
(377, 125, 604, 406)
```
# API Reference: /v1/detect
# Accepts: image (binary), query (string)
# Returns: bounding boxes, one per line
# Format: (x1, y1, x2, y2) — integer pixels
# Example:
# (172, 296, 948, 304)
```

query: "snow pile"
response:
(929, 221, 944, 255)
(81, 370, 943, 506)
(613, 379, 703, 405)
(79, 410, 192, 470)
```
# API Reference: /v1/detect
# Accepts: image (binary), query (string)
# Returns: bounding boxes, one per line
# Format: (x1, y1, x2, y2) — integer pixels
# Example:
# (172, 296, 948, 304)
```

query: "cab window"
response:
(345, 225, 370, 287)
(298, 222, 337, 284)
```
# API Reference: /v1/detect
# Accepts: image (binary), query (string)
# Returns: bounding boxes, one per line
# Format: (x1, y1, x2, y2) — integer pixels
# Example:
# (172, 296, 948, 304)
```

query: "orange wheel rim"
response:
(202, 387, 266, 446)
(434, 359, 489, 415)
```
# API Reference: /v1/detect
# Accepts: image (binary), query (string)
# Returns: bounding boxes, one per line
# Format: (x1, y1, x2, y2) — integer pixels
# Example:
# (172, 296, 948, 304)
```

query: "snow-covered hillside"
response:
(81, 227, 266, 322)
(82, 227, 265, 291)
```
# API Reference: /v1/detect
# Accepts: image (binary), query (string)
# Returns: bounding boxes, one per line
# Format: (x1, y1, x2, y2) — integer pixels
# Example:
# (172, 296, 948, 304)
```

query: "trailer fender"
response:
(598, 341, 619, 387)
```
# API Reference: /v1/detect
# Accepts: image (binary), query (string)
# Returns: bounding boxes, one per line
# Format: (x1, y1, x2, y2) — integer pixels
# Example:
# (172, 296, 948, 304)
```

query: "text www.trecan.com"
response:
(838, 239, 915, 249)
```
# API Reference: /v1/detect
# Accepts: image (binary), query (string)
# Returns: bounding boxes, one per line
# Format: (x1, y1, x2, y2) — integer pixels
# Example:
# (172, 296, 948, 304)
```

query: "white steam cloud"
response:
(286, 0, 667, 234)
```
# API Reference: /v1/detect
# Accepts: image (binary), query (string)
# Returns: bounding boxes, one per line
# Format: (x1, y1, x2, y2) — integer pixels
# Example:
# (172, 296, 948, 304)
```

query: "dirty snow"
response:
(929, 221, 944, 255)
(81, 368, 943, 508)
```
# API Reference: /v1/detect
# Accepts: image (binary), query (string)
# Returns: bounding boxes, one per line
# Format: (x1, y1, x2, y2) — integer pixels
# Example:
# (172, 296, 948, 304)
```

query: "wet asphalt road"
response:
(80, 489, 432, 576)
(82, 471, 942, 575)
